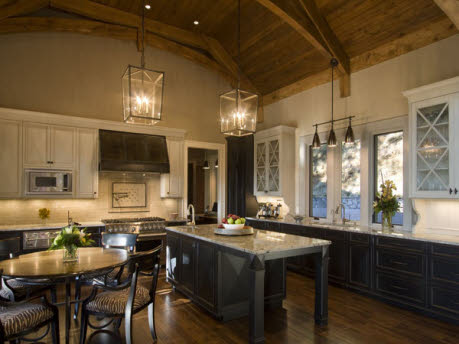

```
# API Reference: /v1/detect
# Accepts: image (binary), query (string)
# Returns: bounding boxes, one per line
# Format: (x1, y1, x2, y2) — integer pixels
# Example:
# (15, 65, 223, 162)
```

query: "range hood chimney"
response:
(99, 130, 170, 173)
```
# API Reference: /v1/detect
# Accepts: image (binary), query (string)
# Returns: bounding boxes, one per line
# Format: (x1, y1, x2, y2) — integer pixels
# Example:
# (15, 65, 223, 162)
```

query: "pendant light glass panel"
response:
(220, 88, 258, 136)
(123, 65, 164, 125)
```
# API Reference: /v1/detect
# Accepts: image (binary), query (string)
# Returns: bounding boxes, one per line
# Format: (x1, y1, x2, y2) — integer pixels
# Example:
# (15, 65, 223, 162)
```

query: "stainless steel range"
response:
(101, 217, 166, 235)
(101, 217, 167, 258)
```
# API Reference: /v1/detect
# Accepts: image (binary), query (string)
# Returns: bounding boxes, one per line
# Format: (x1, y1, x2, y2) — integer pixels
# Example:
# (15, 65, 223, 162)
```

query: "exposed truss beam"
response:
(263, 17, 457, 106)
(0, 0, 47, 22)
(49, 0, 258, 93)
(433, 0, 459, 29)
(255, 0, 350, 89)
(0, 17, 234, 83)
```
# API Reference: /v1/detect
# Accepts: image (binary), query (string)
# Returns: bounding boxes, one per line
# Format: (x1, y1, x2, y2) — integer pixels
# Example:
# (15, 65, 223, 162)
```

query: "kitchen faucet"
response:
(187, 204, 196, 226)
(335, 203, 348, 225)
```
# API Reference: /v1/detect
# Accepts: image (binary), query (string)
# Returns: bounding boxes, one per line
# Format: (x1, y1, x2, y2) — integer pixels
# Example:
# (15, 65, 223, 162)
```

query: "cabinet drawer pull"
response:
(390, 260, 408, 266)
(450, 188, 453, 195)
(455, 188, 458, 195)
(391, 285, 408, 291)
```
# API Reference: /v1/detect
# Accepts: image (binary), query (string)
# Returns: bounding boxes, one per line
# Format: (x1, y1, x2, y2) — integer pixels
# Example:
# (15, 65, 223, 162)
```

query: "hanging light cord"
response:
(141, 0, 146, 69)
(237, 0, 241, 90)
(331, 59, 334, 127)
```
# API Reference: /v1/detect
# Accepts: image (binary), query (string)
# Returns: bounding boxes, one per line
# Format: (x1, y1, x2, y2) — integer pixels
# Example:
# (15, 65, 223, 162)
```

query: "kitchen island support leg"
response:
(314, 245, 329, 325)
(249, 256, 265, 344)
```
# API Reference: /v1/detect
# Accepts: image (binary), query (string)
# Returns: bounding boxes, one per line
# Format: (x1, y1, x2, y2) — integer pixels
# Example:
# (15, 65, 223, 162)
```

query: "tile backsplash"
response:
(413, 199, 459, 235)
(0, 173, 180, 225)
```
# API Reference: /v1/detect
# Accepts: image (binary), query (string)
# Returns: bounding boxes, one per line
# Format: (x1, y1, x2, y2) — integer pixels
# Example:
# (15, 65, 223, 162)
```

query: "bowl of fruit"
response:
(222, 214, 246, 230)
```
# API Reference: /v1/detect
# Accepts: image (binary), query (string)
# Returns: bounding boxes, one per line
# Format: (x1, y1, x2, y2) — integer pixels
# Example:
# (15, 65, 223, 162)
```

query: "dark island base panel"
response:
(166, 232, 286, 322)
(246, 219, 459, 326)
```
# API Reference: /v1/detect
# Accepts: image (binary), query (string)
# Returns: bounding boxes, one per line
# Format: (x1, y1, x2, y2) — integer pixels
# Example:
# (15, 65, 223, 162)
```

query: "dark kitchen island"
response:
(166, 224, 331, 344)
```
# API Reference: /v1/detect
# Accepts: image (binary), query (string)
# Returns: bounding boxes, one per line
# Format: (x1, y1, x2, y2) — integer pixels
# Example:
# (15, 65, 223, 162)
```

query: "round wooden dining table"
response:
(0, 247, 129, 344)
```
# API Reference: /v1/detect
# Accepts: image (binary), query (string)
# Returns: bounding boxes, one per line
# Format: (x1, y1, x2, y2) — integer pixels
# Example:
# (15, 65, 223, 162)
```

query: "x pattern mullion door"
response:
(415, 102, 450, 192)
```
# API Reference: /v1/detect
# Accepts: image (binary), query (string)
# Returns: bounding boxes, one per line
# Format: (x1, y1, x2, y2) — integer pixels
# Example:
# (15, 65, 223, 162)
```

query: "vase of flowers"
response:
(48, 225, 94, 262)
(38, 208, 50, 225)
(373, 180, 400, 233)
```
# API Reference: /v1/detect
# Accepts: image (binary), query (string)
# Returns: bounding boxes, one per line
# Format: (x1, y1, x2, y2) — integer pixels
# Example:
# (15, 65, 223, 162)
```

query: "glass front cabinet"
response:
(404, 77, 459, 198)
(254, 125, 295, 201)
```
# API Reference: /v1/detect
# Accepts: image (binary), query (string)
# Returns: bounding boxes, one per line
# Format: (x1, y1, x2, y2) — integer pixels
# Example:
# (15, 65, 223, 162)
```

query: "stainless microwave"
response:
(25, 170, 73, 195)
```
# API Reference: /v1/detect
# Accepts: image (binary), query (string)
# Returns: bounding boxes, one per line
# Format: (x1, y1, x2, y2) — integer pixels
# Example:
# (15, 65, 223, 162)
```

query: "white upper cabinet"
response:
(76, 128, 99, 198)
(0, 119, 22, 198)
(254, 126, 295, 203)
(23, 122, 75, 169)
(404, 77, 459, 199)
(160, 138, 184, 198)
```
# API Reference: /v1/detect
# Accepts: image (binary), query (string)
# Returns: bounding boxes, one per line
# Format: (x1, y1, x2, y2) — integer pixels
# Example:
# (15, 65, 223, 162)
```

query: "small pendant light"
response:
(312, 125, 321, 149)
(203, 151, 210, 170)
(344, 118, 355, 144)
(327, 58, 338, 147)
(215, 159, 219, 168)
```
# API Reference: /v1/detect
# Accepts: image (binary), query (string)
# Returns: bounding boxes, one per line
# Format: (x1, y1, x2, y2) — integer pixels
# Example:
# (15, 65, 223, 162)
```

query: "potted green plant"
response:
(373, 180, 400, 232)
(48, 225, 95, 262)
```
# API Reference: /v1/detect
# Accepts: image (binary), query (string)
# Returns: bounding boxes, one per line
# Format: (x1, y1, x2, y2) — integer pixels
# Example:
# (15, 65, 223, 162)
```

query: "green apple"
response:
(235, 219, 242, 225)
(227, 218, 235, 224)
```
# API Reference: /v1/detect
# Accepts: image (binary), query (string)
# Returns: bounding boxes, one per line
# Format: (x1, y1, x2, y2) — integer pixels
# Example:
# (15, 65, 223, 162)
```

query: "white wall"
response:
(0, 32, 230, 143)
(260, 34, 459, 231)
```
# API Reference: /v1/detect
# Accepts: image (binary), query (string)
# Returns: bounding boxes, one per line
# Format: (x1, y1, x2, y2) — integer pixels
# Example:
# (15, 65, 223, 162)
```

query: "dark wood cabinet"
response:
(250, 219, 459, 325)
(166, 231, 286, 321)
(196, 241, 216, 310)
(323, 230, 347, 285)
(166, 234, 180, 283)
(179, 237, 195, 295)
(348, 242, 371, 290)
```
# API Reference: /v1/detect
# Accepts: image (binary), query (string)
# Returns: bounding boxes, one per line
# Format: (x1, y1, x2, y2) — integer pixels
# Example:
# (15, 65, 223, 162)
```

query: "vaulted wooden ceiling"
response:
(0, 0, 458, 109)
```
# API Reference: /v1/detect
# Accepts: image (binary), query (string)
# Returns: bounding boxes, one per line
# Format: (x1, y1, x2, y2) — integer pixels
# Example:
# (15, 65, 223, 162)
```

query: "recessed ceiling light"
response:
(193, 20, 199, 25)
(145, 4, 151, 9)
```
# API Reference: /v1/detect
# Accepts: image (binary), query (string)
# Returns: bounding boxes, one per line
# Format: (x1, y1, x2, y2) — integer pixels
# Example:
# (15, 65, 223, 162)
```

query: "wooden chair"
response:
(79, 246, 161, 344)
(0, 238, 57, 303)
(0, 270, 60, 344)
(73, 233, 138, 319)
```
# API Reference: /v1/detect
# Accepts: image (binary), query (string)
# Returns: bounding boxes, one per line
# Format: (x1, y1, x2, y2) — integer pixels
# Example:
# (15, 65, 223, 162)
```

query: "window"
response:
(374, 131, 404, 225)
(342, 140, 361, 221)
(310, 145, 327, 218)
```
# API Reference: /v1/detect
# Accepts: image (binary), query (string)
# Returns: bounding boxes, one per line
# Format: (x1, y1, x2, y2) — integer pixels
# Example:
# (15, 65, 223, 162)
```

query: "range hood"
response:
(99, 130, 170, 173)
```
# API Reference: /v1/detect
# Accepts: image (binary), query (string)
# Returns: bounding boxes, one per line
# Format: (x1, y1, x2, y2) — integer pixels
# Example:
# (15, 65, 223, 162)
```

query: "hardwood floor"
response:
(33, 271, 458, 344)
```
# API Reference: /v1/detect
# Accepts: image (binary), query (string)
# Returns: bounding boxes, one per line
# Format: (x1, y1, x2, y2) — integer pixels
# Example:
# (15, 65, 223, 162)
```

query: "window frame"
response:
(299, 115, 411, 229)
(372, 130, 404, 225)
(309, 144, 328, 219)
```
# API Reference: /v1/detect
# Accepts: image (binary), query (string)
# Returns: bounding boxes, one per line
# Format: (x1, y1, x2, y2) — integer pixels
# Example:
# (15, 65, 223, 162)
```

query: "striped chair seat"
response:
(0, 279, 51, 301)
(0, 302, 54, 337)
(86, 286, 150, 315)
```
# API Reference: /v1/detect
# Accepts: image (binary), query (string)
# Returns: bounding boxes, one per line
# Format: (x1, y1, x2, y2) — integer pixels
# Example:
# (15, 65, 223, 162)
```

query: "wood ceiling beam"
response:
(255, 0, 350, 83)
(49, 0, 261, 115)
(298, 0, 350, 96)
(0, 17, 234, 83)
(0, 0, 47, 22)
(263, 17, 457, 106)
(433, 0, 459, 29)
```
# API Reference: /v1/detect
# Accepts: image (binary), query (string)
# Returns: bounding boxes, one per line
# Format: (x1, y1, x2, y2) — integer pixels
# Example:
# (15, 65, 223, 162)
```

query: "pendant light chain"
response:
(141, 0, 146, 69)
(331, 60, 334, 126)
(237, 0, 241, 90)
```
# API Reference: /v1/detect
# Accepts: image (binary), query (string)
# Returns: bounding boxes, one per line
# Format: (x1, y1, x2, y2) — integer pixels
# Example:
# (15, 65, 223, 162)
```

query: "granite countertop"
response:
(0, 222, 105, 232)
(247, 217, 459, 246)
(166, 224, 330, 256)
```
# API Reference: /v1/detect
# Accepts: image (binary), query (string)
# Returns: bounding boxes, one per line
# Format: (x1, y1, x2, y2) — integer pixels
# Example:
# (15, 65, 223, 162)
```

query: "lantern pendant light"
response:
(203, 151, 210, 170)
(327, 58, 338, 147)
(122, 0, 164, 125)
(220, 0, 258, 136)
